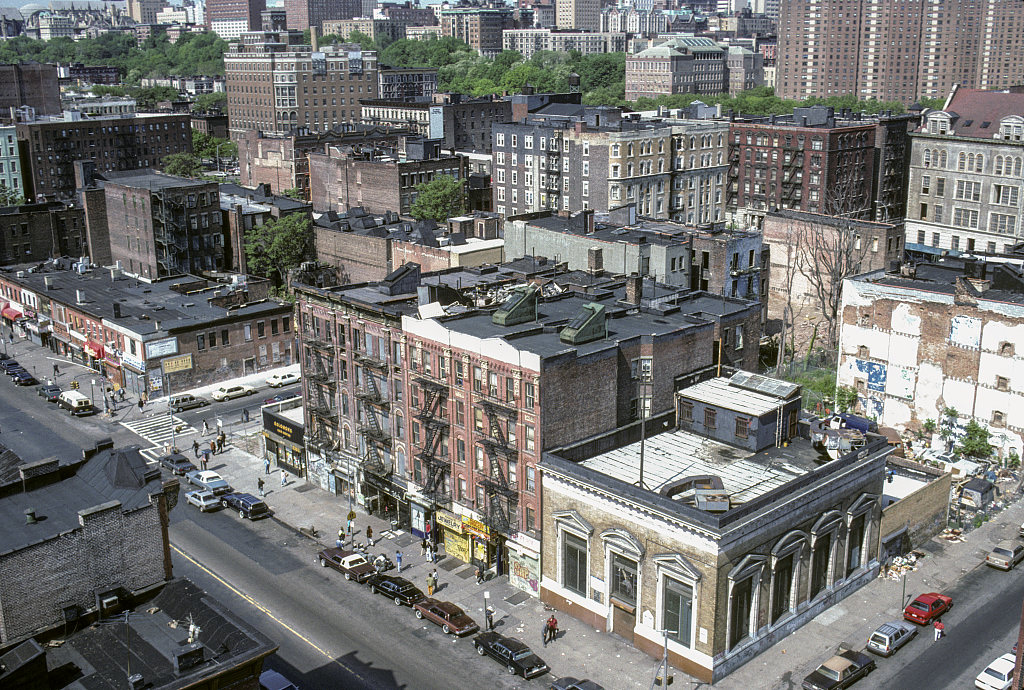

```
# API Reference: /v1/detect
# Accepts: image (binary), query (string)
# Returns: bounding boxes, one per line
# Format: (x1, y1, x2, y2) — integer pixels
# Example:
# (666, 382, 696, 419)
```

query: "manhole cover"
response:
(504, 591, 530, 606)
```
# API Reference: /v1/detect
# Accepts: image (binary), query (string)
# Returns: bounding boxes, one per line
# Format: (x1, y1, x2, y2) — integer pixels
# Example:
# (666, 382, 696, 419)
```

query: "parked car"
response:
(37, 384, 61, 401)
(212, 384, 256, 401)
(866, 620, 917, 657)
(158, 452, 197, 476)
(903, 592, 953, 625)
(57, 390, 94, 416)
(317, 548, 377, 582)
(266, 372, 300, 388)
(473, 631, 550, 679)
(185, 470, 232, 495)
(976, 653, 1016, 690)
(169, 393, 210, 412)
(413, 599, 479, 636)
(12, 370, 38, 386)
(986, 541, 1024, 570)
(185, 489, 221, 512)
(801, 647, 876, 690)
(259, 669, 298, 690)
(0, 359, 21, 372)
(550, 679, 605, 690)
(264, 391, 301, 405)
(366, 574, 426, 606)
(221, 492, 270, 519)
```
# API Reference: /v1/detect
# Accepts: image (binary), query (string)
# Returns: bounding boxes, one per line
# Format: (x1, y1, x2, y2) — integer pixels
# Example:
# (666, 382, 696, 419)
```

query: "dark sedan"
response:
(12, 371, 37, 386)
(474, 631, 549, 679)
(264, 391, 301, 405)
(37, 384, 62, 401)
(366, 574, 426, 606)
(158, 452, 197, 476)
(413, 599, 479, 636)
(0, 359, 20, 372)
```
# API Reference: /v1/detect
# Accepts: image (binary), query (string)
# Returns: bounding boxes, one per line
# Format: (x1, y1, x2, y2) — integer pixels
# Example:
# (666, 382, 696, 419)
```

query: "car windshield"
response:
(869, 633, 888, 645)
(993, 548, 1013, 557)
(984, 668, 1009, 681)
(816, 667, 841, 681)
(908, 601, 929, 611)
(512, 650, 534, 661)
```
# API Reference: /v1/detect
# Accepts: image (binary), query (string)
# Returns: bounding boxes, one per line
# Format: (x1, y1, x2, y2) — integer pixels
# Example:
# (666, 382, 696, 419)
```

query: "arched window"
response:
(627, 143, 634, 156)
(975, 154, 984, 172)
(689, 136, 696, 149)
(923, 149, 932, 167)
(769, 531, 809, 625)
(939, 150, 947, 167)
(958, 152, 967, 171)
(995, 155, 1004, 175)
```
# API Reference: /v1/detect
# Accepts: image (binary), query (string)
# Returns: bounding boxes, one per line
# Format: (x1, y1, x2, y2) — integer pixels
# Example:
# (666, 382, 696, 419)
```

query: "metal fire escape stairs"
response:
(479, 396, 519, 536)
(414, 373, 451, 505)
(355, 352, 391, 476)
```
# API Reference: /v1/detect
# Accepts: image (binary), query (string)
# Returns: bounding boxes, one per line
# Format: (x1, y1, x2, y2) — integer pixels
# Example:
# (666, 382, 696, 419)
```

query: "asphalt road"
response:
(168, 501, 538, 690)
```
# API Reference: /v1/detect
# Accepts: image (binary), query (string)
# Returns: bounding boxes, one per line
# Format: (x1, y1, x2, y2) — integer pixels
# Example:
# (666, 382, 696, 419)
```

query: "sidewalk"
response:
(199, 432, 661, 689)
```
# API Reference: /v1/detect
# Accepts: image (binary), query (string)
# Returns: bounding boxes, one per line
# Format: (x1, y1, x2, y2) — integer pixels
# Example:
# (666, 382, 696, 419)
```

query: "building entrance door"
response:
(610, 600, 635, 643)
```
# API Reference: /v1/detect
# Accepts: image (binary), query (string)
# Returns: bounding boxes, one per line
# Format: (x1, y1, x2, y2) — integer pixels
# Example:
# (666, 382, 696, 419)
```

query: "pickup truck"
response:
(802, 647, 876, 690)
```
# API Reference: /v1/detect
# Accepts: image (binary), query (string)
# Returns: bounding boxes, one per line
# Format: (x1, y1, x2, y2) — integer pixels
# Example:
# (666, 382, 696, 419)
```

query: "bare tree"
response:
(794, 176, 874, 350)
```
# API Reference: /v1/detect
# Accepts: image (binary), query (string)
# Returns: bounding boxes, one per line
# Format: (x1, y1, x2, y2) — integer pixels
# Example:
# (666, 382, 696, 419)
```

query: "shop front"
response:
(462, 516, 500, 573)
(362, 471, 408, 528)
(262, 406, 306, 477)
(436, 510, 471, 564)
(23, 315, 50, 348)
(120, 351, 148, 398)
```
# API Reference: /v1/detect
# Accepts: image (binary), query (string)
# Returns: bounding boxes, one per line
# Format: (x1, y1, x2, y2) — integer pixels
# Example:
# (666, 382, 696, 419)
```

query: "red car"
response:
(903, 592, 952, 625)
(413, 599, 479, 636)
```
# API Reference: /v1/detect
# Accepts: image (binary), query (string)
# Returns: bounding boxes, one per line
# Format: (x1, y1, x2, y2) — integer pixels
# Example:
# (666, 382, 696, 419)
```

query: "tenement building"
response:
(540, 371, 891, 682)
(837, 258, 1024, 459)
(225, 31, 379, 139)
(904, 86, 1024, 254)
(625, 37, 763, 101)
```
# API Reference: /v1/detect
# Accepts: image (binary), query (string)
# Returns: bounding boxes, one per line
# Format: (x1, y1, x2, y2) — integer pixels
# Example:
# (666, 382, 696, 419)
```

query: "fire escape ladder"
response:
(415, 376, 451, 504)
(478, 400, 518, 536)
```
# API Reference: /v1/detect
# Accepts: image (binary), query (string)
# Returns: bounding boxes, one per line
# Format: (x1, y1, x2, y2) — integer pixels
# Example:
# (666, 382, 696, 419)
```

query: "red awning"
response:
(84, 341, 105, 359)
(1, 306, 22, 320)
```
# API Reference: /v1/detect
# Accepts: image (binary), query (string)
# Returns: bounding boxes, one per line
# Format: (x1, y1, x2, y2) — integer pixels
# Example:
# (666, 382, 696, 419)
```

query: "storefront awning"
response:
(1, 306, 23, 320)
(84, 341, 105, 359)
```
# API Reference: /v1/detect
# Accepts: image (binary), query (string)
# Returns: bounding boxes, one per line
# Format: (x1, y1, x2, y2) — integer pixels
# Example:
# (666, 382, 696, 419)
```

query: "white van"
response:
(58, 390, 94, 416)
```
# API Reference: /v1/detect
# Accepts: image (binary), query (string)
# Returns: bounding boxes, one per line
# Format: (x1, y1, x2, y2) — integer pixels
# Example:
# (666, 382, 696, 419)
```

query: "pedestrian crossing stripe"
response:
(121, 415, 198, 446)
(139, 447, 164, 463)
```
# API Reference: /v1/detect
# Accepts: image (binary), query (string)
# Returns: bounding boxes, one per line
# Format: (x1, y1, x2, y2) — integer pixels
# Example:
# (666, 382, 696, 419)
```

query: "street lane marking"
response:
(170, 543, 360, 677)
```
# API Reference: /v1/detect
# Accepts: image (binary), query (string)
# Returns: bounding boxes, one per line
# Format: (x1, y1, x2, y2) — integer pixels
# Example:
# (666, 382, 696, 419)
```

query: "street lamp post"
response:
(215, 142, 225, 173)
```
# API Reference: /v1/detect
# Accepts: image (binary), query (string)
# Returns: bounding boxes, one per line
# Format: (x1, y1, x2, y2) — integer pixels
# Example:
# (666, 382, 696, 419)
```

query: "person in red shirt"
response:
(933, 620, 945, 641)
(545, 615, 559, 645)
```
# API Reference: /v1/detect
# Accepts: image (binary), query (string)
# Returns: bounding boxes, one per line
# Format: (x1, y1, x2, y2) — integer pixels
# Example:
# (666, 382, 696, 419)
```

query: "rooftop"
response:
(101, 169, 212, 192)
(936, 86, 1024, 139)
(854, 259, 1024, 306)
(522, 210, 757, 247)
(680, 374, 799, 416)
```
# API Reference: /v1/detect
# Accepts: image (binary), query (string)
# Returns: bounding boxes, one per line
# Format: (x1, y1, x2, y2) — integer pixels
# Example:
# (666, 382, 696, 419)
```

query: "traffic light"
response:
(70, 380, 79, 390)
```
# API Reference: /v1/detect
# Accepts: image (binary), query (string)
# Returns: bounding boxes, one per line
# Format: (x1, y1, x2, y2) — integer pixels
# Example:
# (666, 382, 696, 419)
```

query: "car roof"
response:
(436, 601, 462, 614)
(194, 470, 221, 479)
(989, 654, 1016, 673)
(822, 656, 854, 672)
(995, 541, 1018, 549)
(913, 592, 943, 602)
(874, 621, 912, 635)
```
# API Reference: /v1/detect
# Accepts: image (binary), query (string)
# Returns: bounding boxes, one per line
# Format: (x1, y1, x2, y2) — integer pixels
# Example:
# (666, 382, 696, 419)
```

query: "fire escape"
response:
(152, 191, 188, 278)
(355, 350, 391, 477)
(305, 329, 338, 454)
(414, 371, 451, 505)
(478, 394, 519, 536)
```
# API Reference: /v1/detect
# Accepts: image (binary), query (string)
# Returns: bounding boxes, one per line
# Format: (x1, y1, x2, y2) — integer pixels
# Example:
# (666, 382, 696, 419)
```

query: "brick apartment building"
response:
(308, 137, 466, 215)
(0, 62, 60, 120)
(237, 125, 417, 196)
(837, 258, 1024, 460)
(207, 0, 266, 38)
(322, 17, 406, 42)
(294, 261, 762, 592)
(0, 264, 293, 394)
(379, 2, 437, 26)
(224, 31, 379, 139)
(15, 111, 192, 203)
(441, 6, 531, 58)
(360, 93, 515, 153)
(283, 0, 360, 31)
(727, 105, 915, 229)
(501, 28, 626, 59)
(904, 87, 1024, 255)
(493, 107, 729, 222)
(625, 36, 763, 101)
(776, 0, 1024, 102)
(0, 201, 86, 265)
(81, 170, 223, 280)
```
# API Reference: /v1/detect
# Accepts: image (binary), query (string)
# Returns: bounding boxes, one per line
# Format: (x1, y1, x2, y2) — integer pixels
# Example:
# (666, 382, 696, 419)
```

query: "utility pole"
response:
(649, 627, 677, 690)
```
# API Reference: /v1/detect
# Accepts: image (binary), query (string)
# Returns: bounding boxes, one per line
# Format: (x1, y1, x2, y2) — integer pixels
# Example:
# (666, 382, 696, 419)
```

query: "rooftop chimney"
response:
(626, 273, 642, 305)
(311, 26, 319, 52)
(25, 508, 37, 525)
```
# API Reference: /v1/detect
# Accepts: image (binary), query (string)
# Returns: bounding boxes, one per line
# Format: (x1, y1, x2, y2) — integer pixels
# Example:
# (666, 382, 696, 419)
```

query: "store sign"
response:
(146, 337, 178, 359)
(262, 408, 304, 443)
(121, 351, 146, 372)
(444, 530, 471, 563)
(161, 354, 193, 374)
(462, 516, 490, 540)
(434, 509, 462, 533)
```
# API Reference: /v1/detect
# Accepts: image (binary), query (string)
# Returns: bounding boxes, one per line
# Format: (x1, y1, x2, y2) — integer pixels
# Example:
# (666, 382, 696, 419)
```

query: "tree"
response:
(956, 420, 993, 459)
(793, 177, 876, 349)
(134, 85, 180, 109)
(191, 129, 236, 161)
(835, 385, 858, 413)
(244, 213, 314, 282)
(161, 152, 201, 178)
(192, 92, 227, 113)
(409, 175, 465, 222)
(282, 188, 305, 200)
(0, 185, 25, 207)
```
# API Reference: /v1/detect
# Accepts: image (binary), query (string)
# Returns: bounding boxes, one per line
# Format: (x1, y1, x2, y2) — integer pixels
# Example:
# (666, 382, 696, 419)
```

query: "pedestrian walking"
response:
(209, 440, 216, 456)
(545, 615, 558, 644)
(118, 388, 125, 402)
(257, 477, 265, 498)
(202, 419, 210, 435)
(426, 571, 435, 596)
(217, 432, 225, 453)
(933, 620, 945, 641)
(138, 398, 144, 411)
(347, 517, 353, 536)
(192, 439, 200, 458)
(337, 528, 345, 549)
(430, 568, 438, 593)
(52, 363, 59, 377)
(475, 566, 484, 585)
(201, 450, 209, 470)
(431, 542, 438, 563)
(281, 470, 288, 487)
(485, 606, 494, 631)
(420, 538, 428, 558)
(366, 525, 374, 546)
(396, 550, 403, 572)
(264, 457, 271, 474)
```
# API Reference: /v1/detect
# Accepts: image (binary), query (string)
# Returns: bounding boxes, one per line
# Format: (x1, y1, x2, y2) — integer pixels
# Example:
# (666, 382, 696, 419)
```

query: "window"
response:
(679, 401, 693, 421)
(663, 577, 693, 646)
(524, 382, 535, 408)
(936, 178, 945, 196)
(991, 214, 1016, 235)
(729, 576, 753, 647)
(495, 133, 504, 147)
(997, 376, 1009, 391)
(704, 407, 717, 429)
(208, 331, 216, 347)
(257, 321, 266, 338)
(921, 175, 930, 194)
(524, 424, 535, 452)
(952, 208, 978, 228)
(473, 366, 483, 393)
(955, 180, 981, 201)
(610, 552, 638, 606)
(244, 324, 252, 341)
(993, 184, 1020, 207)
(475, 445, 485, 470)
(771, 553, 795, 623)
(735, 417, 749, 439)
(562, 532, 588, 596)
(197, 334, 205, 350)
(994, 410, 1006, 426)
(846, 513, 866, 576)
(473, 407, 484, 431)
(456, 438, 465, 464)
(526, 466, 535, 493)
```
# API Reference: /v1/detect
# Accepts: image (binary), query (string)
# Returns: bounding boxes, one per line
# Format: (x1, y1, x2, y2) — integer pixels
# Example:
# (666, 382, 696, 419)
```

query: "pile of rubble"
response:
(881, 551, 924, 580)
(938, 528, 967, 543)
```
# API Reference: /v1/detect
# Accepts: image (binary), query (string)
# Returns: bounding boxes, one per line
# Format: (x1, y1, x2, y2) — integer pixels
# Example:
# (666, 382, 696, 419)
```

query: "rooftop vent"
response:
(559, 302, 607, 345)
(492, 284, 538, 326)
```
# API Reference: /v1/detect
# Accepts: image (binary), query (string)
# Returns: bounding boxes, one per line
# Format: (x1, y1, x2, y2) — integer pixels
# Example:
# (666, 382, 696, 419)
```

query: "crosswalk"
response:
(121, 415, 199, 462)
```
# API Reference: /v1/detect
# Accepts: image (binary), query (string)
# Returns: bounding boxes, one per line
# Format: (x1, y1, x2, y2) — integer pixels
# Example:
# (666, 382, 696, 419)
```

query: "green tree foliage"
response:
(956, 419, 993, 459)
(629, 86, 906, 117)
(282, 188, 305, 200)
(835, 385, 858, 413)
(409, 175, 465, 222)
(0, 185, 25, 207)
(918, 96, 946, 110)
(244, 213, 314, 281)
(160, 152, 201, 178)
(192, 92, 227, 113)
(0, 31, 228, 83)
(192, 129, 237, 160)
(134, 85, 180, 109)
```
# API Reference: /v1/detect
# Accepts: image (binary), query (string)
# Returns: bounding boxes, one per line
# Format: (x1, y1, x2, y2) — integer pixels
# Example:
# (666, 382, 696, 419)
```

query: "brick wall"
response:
(314, 226, 390, 284)
(879, 469, 951, 556)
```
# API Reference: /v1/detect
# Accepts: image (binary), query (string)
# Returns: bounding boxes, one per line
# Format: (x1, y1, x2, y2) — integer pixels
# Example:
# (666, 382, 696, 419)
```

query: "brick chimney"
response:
(626, 273, 642, 304)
